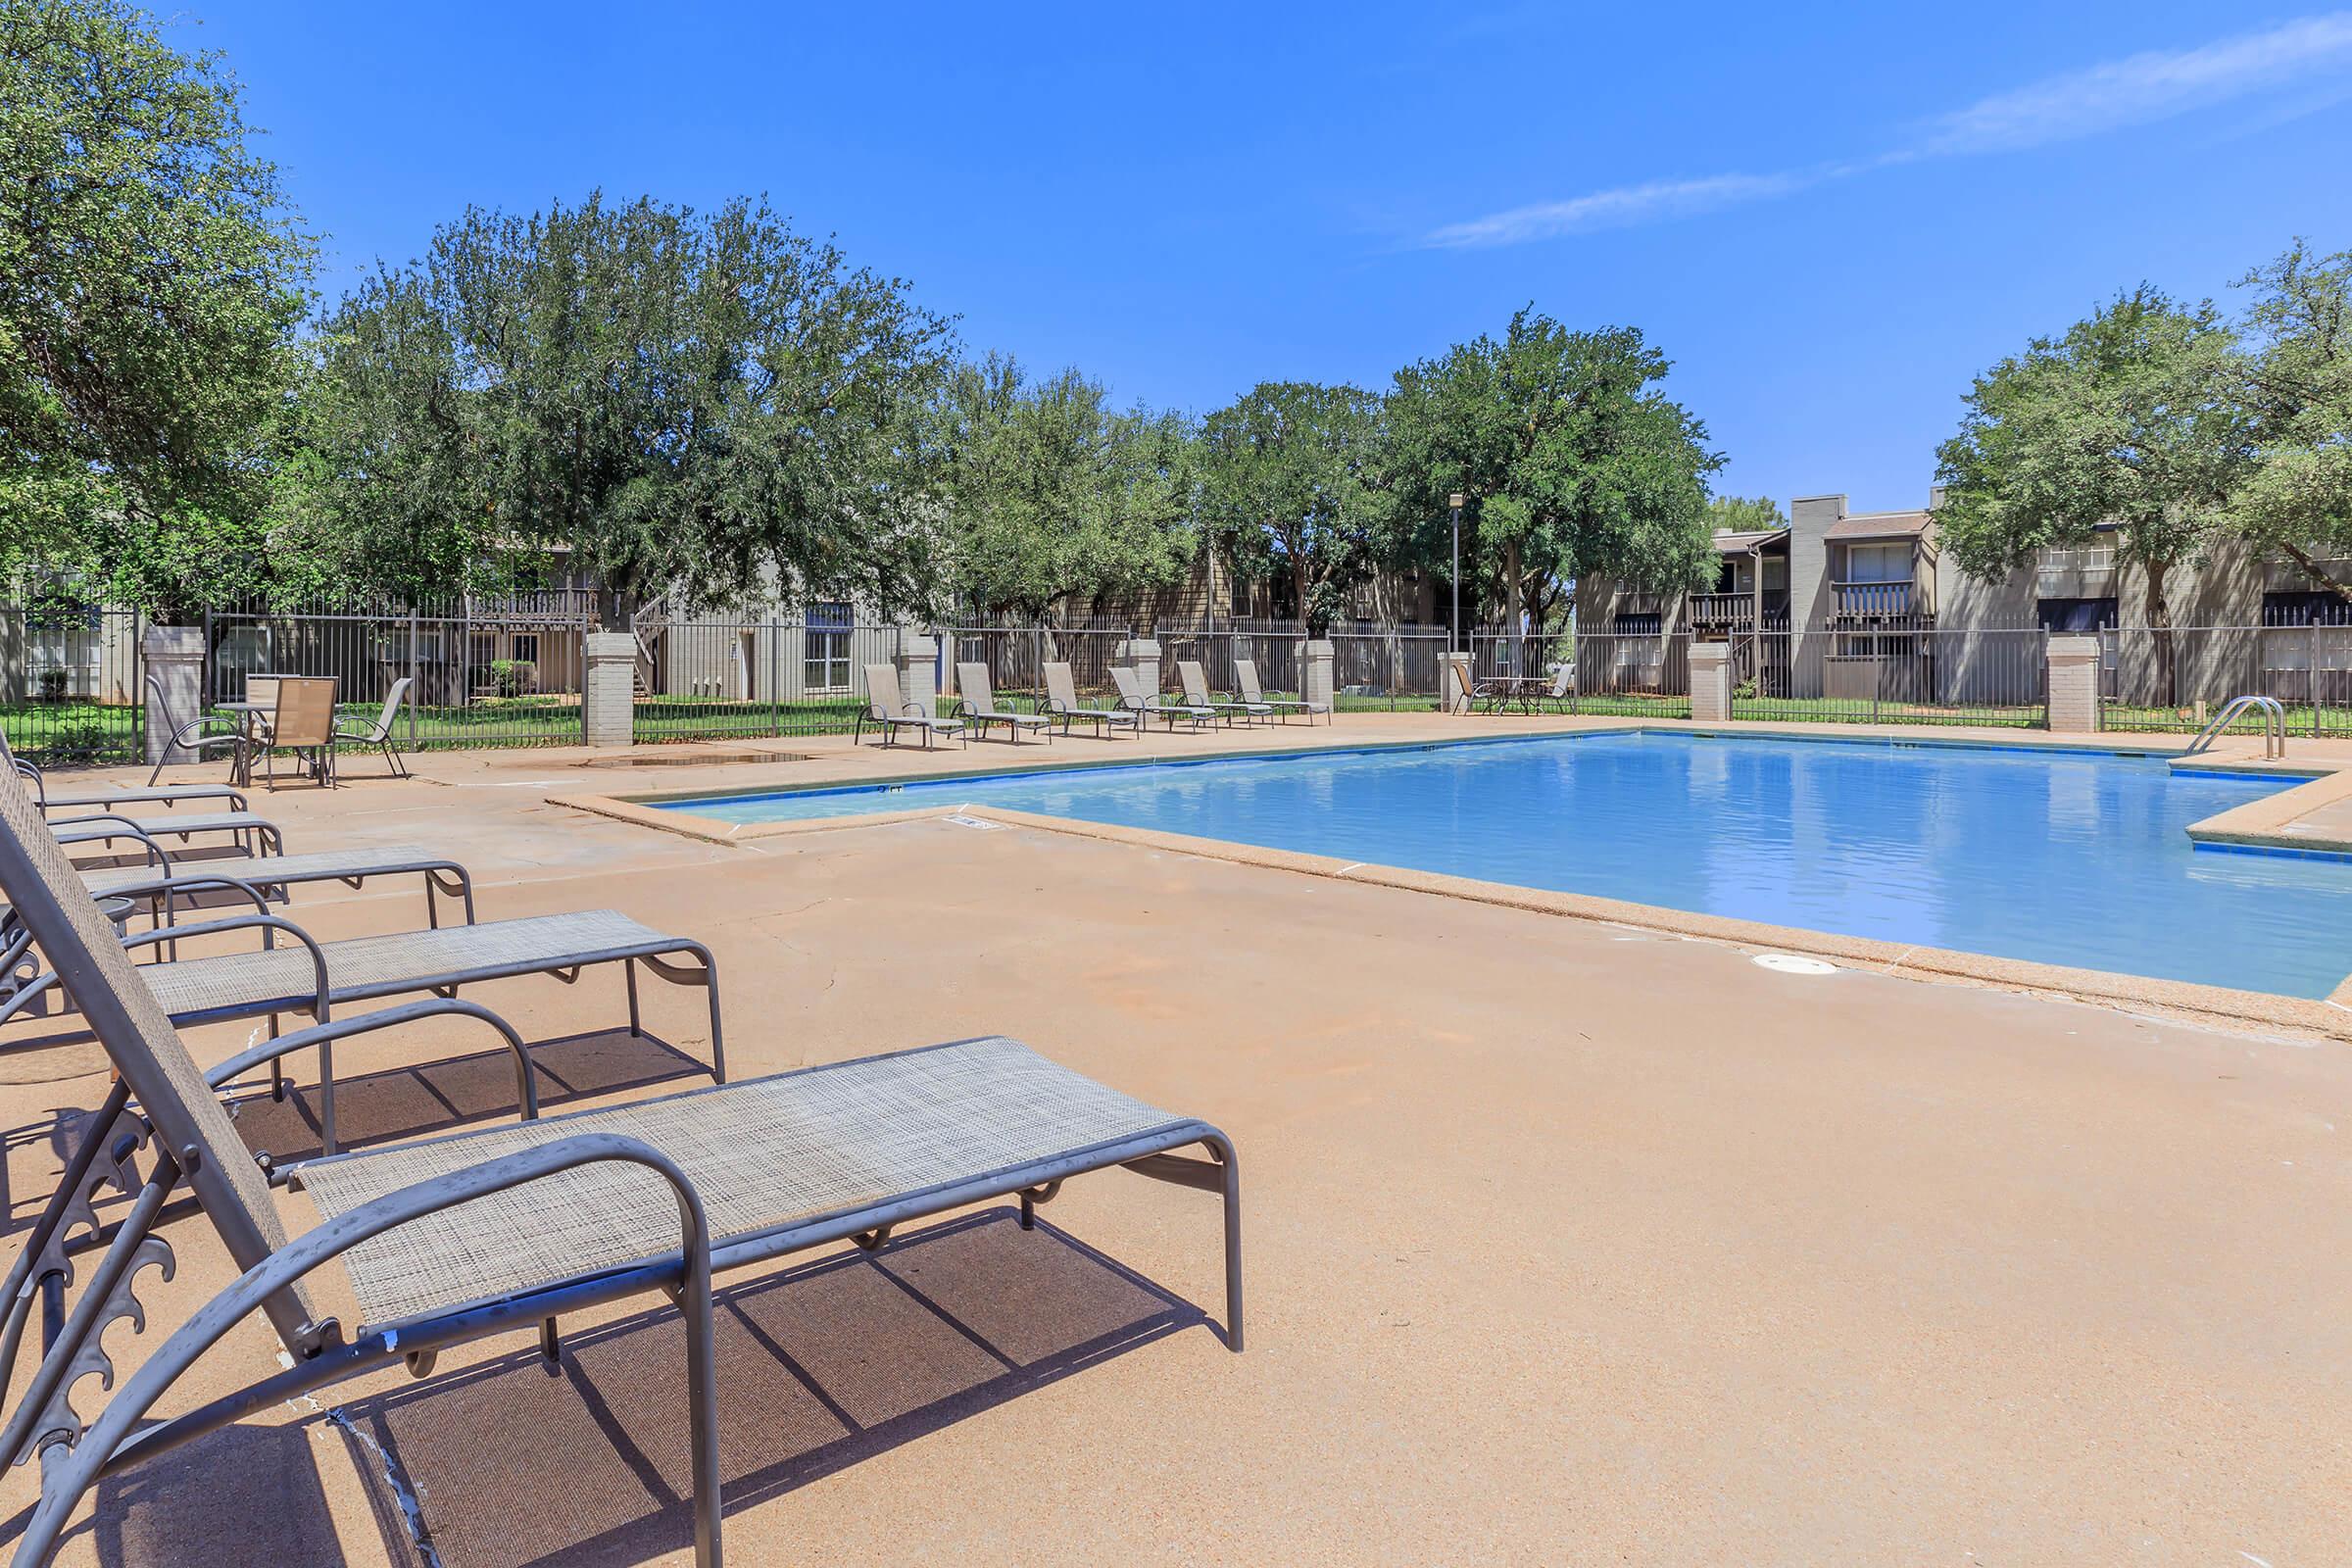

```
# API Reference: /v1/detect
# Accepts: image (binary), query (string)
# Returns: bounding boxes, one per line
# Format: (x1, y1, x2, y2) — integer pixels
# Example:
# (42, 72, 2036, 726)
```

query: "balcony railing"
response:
(1831, 580, 1920, 619)
(1687, 592, 1788, 628)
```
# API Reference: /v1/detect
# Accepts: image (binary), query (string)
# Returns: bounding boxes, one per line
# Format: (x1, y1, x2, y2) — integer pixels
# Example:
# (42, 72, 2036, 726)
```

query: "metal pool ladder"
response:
(2182, 694, 2286, 760)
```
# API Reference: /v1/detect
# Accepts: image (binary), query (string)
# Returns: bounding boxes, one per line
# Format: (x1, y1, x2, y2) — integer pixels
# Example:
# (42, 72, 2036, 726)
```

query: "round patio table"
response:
(213, 701, 273, 788)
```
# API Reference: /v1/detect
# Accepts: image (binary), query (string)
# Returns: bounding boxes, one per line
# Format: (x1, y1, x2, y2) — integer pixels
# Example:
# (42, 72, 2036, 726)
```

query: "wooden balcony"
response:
(1688, 592, 1787, 629)
(1831, 580, 1923, 621)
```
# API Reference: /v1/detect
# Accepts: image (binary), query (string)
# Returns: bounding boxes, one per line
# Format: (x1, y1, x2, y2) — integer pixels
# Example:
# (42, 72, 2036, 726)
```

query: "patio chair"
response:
(74, 843, 477, 932)
(0, 763, 1241, 1568)
(855, 663, 965, 750)
(1042, 662, 1140, 739)
(1109, 664, 1214, 732)
(0, 901, 724, 1153)
(1447, 659, 1509, 714)
(1535, 664, 1576, 711)
(0, 727, 245, 813)
(51, 806, 283, 860)
(258, 676, 339, 790)
(1235, 659, 1329, 725)
(954, 663, 1054, 745)
(1177, 661, 1272, 726)
(142, 673, 251, 788)
(332, 676, 414, 780)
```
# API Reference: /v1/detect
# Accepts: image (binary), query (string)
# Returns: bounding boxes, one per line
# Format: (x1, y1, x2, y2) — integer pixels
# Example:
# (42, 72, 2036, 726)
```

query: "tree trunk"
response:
(2145, 557, 2177, 710)
(2278, 541, 2352, 602)
(1502, 540, 1525, 664)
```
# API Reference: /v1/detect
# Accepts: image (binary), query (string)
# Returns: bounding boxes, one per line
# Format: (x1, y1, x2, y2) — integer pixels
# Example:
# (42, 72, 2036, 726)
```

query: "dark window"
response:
(1612, 612, 1664, 637)
(2262, 590, 2352, 626)
(1714, 559, 1738, 593)
(2035, 597, 2118, 633)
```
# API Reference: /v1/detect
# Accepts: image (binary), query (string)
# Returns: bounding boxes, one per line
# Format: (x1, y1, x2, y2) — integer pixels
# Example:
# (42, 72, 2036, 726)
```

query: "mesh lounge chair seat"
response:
(1042, 662, 1139, 739)
(1177, 661, 1272, 726)
(855, 663, 965, 750)
(296, 1036, 1194, 1324)
(1109, 665, 1213, 731)
(38, 783, 248, 813)
(1236, 659, 1329, 725)
(0, 762, 1240, 1568)
(52, 810, 282, 858)
(78, 843, 474, 927)
(953, 663, 1053, 745)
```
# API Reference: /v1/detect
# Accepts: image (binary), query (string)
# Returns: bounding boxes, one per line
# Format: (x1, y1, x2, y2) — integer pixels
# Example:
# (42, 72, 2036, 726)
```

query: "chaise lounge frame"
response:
(0, 768, 1241, 1568)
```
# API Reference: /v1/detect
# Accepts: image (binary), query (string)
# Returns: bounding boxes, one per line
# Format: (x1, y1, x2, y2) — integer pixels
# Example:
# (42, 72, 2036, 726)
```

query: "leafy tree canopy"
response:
(2227, 240, 2352, 600)
(0, 0, 314, 614)
(1705, 494, 1787, 534)
(1194, 381, 1388, 635)
(1383, 309, 1721, 631)
(935, 354, 1196, 620)
(1936, 285, 2249, 632)
(294, 193, 956, 624)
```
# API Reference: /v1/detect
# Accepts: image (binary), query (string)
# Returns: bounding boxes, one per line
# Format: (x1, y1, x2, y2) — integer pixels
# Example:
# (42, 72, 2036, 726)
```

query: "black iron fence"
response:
(15, 596, 2352, 766)
(2097, 623, 2352, 736)
(1729, 624, 2049, 728)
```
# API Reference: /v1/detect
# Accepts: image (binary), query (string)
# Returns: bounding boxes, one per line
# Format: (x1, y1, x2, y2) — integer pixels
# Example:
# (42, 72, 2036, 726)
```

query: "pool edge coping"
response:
(546, 726, 2352, 1039)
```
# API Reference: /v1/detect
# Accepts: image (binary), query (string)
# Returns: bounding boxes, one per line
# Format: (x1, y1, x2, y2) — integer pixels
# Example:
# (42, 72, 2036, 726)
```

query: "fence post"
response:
(2313, 620, 2323, 735)
(139, 625, 206, 770)
(1437, 649, 1473, 713)
(1689, 641, 1731, 723)
(2045, 635, 2100, 732)
(584, 630, 638, 748)
(407, 611, 419, 750)
(1114, 633, 1161, 696)
(897, 629, 940, 715)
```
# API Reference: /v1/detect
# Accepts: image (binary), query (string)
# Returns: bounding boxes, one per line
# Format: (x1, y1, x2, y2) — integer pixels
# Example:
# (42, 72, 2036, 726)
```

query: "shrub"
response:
(41, 721, 114, 765)
(37, 670, 67, 703)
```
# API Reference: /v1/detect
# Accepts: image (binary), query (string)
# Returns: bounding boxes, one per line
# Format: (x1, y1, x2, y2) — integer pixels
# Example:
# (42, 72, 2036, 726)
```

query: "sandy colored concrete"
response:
(2, 716, 2349, 1565)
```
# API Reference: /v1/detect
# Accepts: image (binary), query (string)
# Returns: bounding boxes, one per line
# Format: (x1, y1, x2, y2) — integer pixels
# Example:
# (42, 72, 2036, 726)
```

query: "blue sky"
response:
(187, 1, 2352, 513)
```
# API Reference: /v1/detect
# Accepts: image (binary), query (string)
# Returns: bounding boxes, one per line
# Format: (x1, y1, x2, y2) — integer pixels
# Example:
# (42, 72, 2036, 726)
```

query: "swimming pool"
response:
(658, 733, 2352, 997)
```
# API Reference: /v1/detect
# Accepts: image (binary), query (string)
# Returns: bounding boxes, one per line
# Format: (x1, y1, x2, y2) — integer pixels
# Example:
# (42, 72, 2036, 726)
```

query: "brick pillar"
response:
(584, 631, 637, 748)
(140, 625, 205, 768)
(2045, 635, 2100, 733)
(1437, 650, 1473, 713)
(897, 631, 940, 716)
(1690, 640, 1732, 723)
(1300, 639, 1336, 720)
(1114, 637, 1162, 699)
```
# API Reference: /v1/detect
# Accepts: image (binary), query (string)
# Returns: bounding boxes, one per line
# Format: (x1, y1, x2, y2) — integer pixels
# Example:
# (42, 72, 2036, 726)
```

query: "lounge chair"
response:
(1042, 662, 1140, 739)
(0, 727, 247, 814)
(0, 907, 722, 1154)
(0, 763, 1241, 1568)
(143, 673, 251, 788)
(954, 663, 1053, 745)
(1235, 659, 1329, 725)
(332, 675, 415, 779)
(855, 663, 965, 750)
(79, 843, 476, 930)
(1109, 664, 1214, 732)
(52, 808, 283, 859)
(1177, 661, 1272, 726)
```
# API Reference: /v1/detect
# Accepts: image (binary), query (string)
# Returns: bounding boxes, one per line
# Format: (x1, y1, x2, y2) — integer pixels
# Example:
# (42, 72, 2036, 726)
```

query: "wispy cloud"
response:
(1422, 172, 1812, 250)
(1422, 12, 2352, 249)
(1923, 13, 2352, 154)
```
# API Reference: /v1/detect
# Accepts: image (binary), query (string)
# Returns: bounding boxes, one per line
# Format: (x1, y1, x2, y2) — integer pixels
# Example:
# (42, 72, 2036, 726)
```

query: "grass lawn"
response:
(2101, 702, 2347, 736)
(1729, 696, 2044, 729)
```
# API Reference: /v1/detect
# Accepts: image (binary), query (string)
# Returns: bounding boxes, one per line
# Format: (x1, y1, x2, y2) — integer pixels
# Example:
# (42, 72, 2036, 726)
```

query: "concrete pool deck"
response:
(4, 714, 2351, 1563)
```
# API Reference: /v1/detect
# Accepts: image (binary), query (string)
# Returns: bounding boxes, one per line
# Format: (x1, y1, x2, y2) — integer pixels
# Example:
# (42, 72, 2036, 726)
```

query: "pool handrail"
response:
(2182, 694, 2285, 760)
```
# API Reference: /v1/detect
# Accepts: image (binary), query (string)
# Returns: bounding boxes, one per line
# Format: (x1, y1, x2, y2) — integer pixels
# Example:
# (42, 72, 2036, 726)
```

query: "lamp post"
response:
(1447, 492, 1465, 655)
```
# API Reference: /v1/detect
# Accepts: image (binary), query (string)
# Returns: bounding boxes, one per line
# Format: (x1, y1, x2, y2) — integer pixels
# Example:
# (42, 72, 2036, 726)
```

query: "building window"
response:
(2262, 590, 2352, 626)
(2036, 597, 2119, 633)
(804, 603, 853, 691)
(1611, 612, 1664, 637)
(1841, 542, 1910, 583)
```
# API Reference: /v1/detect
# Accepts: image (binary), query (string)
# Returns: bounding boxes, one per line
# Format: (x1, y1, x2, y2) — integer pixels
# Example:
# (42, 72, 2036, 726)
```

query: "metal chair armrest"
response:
(206, 997, 539, 1123)
(118, 911, 331, 1020)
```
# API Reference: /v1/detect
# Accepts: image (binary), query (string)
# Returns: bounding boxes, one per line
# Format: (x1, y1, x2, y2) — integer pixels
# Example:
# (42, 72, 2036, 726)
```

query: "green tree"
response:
(936, 354, 1196, 620)
(304, 193, 956, 624)
(1936, 286, 2250, 694)
(1383, 309, 1721, 635)
(2228, 240, 2352, 601)
(0, 0, 314, 614)
(1705, 494, 1787, 534)
(1194, 381, 1387, 635)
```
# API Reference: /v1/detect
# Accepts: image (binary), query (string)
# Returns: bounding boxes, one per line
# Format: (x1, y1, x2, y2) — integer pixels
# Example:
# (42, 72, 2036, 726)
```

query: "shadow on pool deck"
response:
(334, 1209, 1205, 1568)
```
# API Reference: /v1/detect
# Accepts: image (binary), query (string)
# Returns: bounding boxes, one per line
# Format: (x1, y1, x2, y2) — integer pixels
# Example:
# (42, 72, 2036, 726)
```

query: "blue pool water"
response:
(660, 734, 2352, 997)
